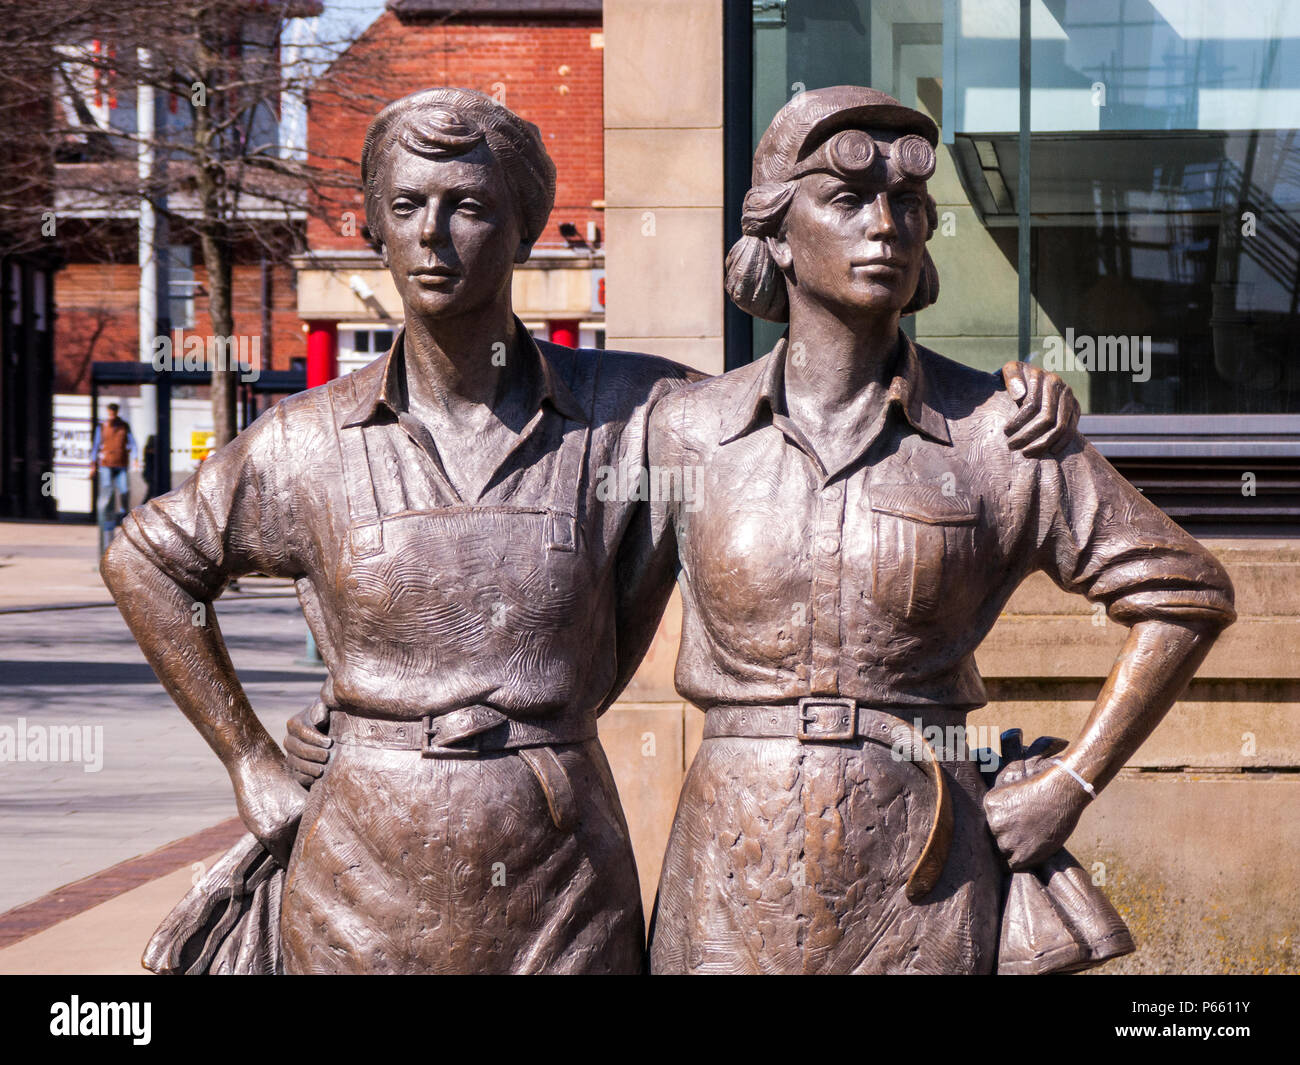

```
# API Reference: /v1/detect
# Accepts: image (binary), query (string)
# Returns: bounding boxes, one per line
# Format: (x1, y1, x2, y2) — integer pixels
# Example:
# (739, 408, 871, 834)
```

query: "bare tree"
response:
(1, 0, 392, 446)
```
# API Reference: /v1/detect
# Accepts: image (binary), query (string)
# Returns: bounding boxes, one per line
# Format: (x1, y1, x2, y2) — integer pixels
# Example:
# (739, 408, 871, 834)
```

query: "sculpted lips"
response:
(409, 265, 460, 285)
(851, 256, 905, 277)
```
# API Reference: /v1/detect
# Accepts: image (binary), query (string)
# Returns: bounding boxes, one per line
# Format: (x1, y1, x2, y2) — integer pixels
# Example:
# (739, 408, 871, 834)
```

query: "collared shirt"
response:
(648, 334, 1236, 710)
(120, 325, 695, 720)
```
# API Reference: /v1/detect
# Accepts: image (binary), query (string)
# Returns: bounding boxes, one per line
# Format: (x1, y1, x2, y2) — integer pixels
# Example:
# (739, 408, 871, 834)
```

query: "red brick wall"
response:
(54, 259, 304, 394)
(308, 12, 603, 254)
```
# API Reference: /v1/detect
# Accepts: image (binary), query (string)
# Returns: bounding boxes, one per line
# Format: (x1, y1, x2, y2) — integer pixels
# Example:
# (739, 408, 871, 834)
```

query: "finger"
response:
(1006, 407, 1054, 451)
(982, 796, 1008, 832)
(287, 716, 332, 748)
(1020, 373, 1062, 439)
(307, 699, 330, 729)
(1000, 361, 1027, 400)
(1058, 390, 1082, 447)
(284, 731, 331, 764)
(1003, 366, 1044, 436)
(1023, 389, 1074, 457)
(1039, 373, 1063, 410)
(284, 733, 331, 764)
(286, 759, 325, 784)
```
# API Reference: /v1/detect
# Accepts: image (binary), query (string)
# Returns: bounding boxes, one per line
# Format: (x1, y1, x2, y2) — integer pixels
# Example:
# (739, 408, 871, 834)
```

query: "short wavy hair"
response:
(725, 129, 941, 322)
(359, 88, 557, 256)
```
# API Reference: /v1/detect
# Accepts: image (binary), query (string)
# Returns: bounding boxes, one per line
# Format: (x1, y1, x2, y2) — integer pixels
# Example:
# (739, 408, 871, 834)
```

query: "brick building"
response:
(52, 235, 305, 397)
(295, 0, 606, 379)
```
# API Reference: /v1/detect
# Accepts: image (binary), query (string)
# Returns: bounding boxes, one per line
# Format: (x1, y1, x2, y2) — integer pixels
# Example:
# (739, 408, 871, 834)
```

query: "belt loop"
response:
(518, 746, 578, 832)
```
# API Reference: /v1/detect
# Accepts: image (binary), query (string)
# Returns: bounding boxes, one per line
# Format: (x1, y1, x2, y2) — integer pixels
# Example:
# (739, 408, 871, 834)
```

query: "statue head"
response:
(360, 88, 556, 318)
(725, 86, 941, 323)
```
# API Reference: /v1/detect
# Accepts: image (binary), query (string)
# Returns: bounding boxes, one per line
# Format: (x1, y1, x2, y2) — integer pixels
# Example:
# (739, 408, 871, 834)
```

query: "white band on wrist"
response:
(1049, 757, 1097, 799)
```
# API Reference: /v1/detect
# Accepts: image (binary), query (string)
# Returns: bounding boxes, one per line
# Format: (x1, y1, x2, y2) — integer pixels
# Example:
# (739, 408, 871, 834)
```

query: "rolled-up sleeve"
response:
(1031, 437, 1236, 629)
(119, 405, 299, 601)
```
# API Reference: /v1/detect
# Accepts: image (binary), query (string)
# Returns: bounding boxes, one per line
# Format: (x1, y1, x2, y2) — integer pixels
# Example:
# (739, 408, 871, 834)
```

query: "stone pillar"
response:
(603, 0, 725, 375)
(599, 0, 726, 917)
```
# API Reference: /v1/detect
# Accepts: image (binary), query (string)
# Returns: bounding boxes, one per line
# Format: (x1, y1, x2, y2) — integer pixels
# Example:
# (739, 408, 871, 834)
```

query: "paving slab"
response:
(0, 591, 324, 912)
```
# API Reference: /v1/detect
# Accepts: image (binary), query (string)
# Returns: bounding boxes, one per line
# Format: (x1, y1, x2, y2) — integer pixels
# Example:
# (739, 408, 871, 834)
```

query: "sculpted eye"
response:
(390, 197, 419, 215)
(456, 198, 490, 218)
(831, 192, 862, 209)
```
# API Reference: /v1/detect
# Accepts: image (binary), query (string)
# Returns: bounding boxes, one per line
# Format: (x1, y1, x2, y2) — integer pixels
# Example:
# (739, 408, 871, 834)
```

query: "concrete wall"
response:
(600, 0, 1299, 972)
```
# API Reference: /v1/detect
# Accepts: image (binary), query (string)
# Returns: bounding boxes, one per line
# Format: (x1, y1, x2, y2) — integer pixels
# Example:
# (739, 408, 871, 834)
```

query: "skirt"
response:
(279, 737, 645, 974)
(648, 728, 1002, 974)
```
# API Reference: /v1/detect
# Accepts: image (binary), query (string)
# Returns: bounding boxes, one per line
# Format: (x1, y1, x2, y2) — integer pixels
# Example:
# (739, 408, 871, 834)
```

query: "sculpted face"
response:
(772, 128, 930, 319)
(372, 139, 526, 319)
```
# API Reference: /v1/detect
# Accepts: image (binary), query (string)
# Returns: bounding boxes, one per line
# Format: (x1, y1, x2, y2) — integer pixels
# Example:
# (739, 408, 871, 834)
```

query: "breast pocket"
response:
(869, 484, 980, 619)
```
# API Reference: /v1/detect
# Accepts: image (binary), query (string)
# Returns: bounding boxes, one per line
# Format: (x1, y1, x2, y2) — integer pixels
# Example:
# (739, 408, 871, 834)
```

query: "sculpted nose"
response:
(866, 192, 897, 241)
(418, 204, 446, 249)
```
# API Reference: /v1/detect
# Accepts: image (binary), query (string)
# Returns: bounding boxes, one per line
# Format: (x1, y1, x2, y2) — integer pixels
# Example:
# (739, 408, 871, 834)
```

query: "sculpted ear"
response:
(766, 233, 793, 272)
(514, 239, 533, 265)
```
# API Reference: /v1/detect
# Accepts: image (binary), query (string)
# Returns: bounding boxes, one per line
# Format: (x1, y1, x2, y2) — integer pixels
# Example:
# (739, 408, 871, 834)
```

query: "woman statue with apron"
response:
(644, 88, 1236, 974)
(105, 88, 1080, 975)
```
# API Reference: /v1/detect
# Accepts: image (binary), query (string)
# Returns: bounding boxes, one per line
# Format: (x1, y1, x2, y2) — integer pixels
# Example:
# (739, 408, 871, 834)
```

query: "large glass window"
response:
(745, 0, 1300, 422)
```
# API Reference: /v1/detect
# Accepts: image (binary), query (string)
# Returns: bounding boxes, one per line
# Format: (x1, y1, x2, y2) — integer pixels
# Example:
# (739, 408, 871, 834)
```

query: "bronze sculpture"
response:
(103, 88, 1082, 975)
(644, 87, 1236, 975)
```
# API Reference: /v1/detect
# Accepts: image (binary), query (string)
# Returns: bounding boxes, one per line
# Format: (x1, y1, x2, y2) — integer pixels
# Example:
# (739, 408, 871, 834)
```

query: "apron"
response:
(279, 349, 645, 974)
(649, 710, 1002, 975)
(326, 355, 593, 718)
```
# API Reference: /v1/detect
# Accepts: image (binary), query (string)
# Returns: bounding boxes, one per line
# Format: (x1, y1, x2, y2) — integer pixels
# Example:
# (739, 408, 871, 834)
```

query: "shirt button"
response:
(818, 535, 840, 554)
(825, 484, 843, 501)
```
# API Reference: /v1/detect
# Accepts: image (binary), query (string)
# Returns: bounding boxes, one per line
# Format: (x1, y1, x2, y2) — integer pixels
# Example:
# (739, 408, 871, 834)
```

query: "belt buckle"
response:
(797, 697, 858, 743)
(420, 713, 483, 758)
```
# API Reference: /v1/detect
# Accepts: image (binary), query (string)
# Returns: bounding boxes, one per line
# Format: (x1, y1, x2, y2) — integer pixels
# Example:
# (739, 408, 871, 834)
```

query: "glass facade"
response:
(746, 0, 1300, 424)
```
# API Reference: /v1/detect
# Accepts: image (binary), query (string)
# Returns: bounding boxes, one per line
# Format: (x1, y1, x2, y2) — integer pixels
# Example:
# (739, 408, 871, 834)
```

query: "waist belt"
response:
(331, 706, 596, 755)
(329, 707, 596, 833)
(703, 698, 954, 903)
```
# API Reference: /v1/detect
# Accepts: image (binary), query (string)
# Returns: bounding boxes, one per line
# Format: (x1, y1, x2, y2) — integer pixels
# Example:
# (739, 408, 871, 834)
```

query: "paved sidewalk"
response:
(0, 522, 108, 610)
(0, 520, 325, 913)
(0, 846, 230, 975)
(0, 523, 328, 973)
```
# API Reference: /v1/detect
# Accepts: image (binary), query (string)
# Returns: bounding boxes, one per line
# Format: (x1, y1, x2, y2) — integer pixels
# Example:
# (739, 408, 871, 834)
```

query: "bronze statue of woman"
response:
(104, 88, 1080, 975)
(645, 87, 1236, 974)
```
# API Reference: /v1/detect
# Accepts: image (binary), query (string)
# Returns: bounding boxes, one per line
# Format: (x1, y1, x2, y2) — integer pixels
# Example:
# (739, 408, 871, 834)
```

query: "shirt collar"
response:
(341, 317, 588, 429)
(718, 330, 951, 447)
